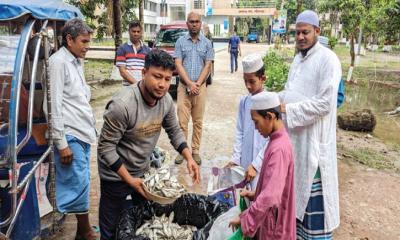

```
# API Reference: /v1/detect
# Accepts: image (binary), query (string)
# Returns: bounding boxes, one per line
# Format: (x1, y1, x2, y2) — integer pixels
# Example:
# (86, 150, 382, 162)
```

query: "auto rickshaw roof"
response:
(0, 0, 84, 21)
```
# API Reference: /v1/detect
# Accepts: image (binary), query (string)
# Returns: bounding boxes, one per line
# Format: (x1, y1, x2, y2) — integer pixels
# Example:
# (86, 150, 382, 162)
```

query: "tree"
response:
(113, 0, 122, 61)
(67, 0, 139, 40)
(318, 0, 366, 69)
(138, 0, 144, 28)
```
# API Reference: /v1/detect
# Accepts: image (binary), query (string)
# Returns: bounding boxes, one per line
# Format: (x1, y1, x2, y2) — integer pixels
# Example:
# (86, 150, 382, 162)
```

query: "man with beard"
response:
(116, 20, 151, 86)
(279, 10, 342, 239)
(174, 12, 214, 165)
(97, 50, 200, 239)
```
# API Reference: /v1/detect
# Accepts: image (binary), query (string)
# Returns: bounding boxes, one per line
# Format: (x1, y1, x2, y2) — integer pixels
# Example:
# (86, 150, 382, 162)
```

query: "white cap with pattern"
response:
(242, 53, 264, 73)
(296, 10, 319, 28)
(251, 91, 280, 110)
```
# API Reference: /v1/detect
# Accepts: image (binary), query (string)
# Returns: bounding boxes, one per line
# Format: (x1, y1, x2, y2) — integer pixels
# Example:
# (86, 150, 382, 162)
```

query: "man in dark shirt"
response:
(228, 31, 241, 73)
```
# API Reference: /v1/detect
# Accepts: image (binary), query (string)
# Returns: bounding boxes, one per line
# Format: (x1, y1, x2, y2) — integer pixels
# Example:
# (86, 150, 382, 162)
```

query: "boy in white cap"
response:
(229, 91, 296, 240)
(280, 10, 341, 239)
(225, 53, 268, 190)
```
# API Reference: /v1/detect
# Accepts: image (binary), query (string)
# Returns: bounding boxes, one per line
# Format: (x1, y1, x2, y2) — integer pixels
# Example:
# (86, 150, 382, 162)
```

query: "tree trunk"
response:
(296, 0, 303, 16)
(113, 0, 122, 63)
(139, 0, 144, 29)
(107, 0, 113, 36)
(350, 34, 355, 67)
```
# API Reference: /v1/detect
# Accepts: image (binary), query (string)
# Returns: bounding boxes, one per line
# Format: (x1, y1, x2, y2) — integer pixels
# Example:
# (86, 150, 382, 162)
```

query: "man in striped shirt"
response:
(116, 20, 151, 86)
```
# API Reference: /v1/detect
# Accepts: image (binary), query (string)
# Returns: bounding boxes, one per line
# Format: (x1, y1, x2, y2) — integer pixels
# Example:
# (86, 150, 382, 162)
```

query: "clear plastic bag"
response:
(207, 206, 240, 240)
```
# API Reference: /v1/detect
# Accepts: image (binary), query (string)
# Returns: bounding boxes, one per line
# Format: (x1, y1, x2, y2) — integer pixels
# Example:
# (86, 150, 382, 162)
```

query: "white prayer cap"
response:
(242, 53, 264, 73)
(251, 91, 280, 110)
(296, 10, 319, 28)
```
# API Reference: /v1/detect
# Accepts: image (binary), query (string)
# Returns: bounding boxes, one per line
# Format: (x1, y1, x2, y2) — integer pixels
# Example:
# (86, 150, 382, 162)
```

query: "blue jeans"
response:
(54, 135, 91, 214)
(230, 50, 238, 72)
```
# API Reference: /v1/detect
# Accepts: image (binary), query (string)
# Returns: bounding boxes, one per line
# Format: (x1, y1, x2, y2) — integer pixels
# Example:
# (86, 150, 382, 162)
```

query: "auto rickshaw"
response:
(0, 1, 83, 239)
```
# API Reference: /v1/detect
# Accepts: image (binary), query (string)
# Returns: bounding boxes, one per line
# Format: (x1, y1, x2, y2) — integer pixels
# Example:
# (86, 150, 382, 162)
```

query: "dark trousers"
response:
(99, 180, 145, 240)
(230, 50, 238, 73)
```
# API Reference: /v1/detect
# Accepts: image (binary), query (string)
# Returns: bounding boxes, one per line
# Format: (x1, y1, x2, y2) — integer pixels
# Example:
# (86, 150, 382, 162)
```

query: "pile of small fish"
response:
(143, 167, 186, 198)
(135, 212, 196, 240)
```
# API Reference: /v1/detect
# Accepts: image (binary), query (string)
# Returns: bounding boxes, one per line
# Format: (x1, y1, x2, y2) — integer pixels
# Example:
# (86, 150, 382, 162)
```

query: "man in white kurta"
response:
(279, 10, 341, 238)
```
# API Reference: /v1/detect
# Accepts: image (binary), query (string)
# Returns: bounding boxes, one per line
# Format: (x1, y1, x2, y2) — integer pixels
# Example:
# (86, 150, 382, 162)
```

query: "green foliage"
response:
(67, 0, 138, 40)
(263, 51, 290, 91)
(328, 36, 338, 49)
(318, 0, 400, 44)
(121, 0, 139, 31)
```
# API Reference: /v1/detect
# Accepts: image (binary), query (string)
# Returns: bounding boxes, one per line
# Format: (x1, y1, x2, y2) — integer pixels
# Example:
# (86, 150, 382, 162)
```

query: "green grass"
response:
(339, 145, 397, 170)
(335, 45, 400, 74)
(84, 59, 114, 82)
(91, 38, 128, 46)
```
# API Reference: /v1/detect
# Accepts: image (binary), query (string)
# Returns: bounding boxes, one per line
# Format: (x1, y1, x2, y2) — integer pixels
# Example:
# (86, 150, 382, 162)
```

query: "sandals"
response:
(75, 226, 100, 240)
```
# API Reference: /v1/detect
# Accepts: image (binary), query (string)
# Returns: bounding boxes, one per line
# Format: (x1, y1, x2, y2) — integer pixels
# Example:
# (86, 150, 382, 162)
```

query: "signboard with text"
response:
(272, 9, 287, 34)
(205, 0, 213, 16)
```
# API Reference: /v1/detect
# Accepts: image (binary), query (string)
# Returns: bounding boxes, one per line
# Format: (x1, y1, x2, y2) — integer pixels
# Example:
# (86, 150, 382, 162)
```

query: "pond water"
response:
(340, 82, 400, 146)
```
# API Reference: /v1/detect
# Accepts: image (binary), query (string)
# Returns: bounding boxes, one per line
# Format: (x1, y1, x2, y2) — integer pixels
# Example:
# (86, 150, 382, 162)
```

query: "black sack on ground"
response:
(116, 193, 230, 240)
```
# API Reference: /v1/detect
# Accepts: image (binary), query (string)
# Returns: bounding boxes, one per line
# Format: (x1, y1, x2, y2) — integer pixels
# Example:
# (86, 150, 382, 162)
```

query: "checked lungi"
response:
(296, 170, 333, 240)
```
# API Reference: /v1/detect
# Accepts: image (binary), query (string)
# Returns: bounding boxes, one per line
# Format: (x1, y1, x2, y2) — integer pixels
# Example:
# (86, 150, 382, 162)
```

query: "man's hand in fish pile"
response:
(116, 164, 148, 199)
(129, 177, 147, 199)
(245, 165, 257, 182)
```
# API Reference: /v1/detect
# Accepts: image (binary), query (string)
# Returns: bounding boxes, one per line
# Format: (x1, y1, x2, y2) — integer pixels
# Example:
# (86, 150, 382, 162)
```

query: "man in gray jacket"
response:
(97, 49, 200, 239)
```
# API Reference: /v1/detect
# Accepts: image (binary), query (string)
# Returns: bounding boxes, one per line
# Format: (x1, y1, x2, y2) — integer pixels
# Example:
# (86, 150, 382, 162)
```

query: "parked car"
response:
(153, 22, 214, 99)
(247, 27, 260, 43)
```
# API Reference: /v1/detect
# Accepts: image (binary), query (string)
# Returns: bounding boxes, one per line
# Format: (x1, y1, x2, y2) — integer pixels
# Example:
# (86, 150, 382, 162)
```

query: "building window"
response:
(213, 24, 220, 37)
(194, 0, 203, 9)
(160, 3, 168, 17)
(150, 1, 157, 12)
(170, 5, 186, 21)
(144, 0, 157, 12)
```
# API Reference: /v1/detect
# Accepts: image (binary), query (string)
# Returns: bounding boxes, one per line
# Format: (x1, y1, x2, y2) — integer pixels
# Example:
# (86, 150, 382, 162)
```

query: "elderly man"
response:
(174, 12, 214, 165)
(279, 10, 342, 239)
(44, 18, 98, 240)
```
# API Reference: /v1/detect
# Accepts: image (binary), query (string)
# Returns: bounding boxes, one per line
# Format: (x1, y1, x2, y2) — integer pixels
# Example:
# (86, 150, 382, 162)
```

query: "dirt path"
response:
(52, 43, 400, 239)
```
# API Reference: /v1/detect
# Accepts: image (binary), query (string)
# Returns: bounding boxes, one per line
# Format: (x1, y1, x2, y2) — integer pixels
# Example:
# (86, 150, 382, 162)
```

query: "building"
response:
(132, 0, 277, 39)
(191, 0, 276, 37)
(135, 0, 191, 39)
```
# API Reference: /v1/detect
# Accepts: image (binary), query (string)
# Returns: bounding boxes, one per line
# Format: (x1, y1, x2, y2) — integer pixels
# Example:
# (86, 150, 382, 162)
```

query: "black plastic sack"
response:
(116, 193, 230, 240)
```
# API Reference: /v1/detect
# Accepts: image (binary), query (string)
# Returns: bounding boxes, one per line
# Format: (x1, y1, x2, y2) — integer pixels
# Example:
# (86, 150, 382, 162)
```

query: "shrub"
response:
(263, 51, 290, 92)
(328, 36, 338, 49)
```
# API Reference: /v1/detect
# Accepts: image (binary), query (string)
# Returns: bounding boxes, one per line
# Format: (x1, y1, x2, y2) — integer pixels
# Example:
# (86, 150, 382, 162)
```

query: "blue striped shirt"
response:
(174, 34, 214, 82)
